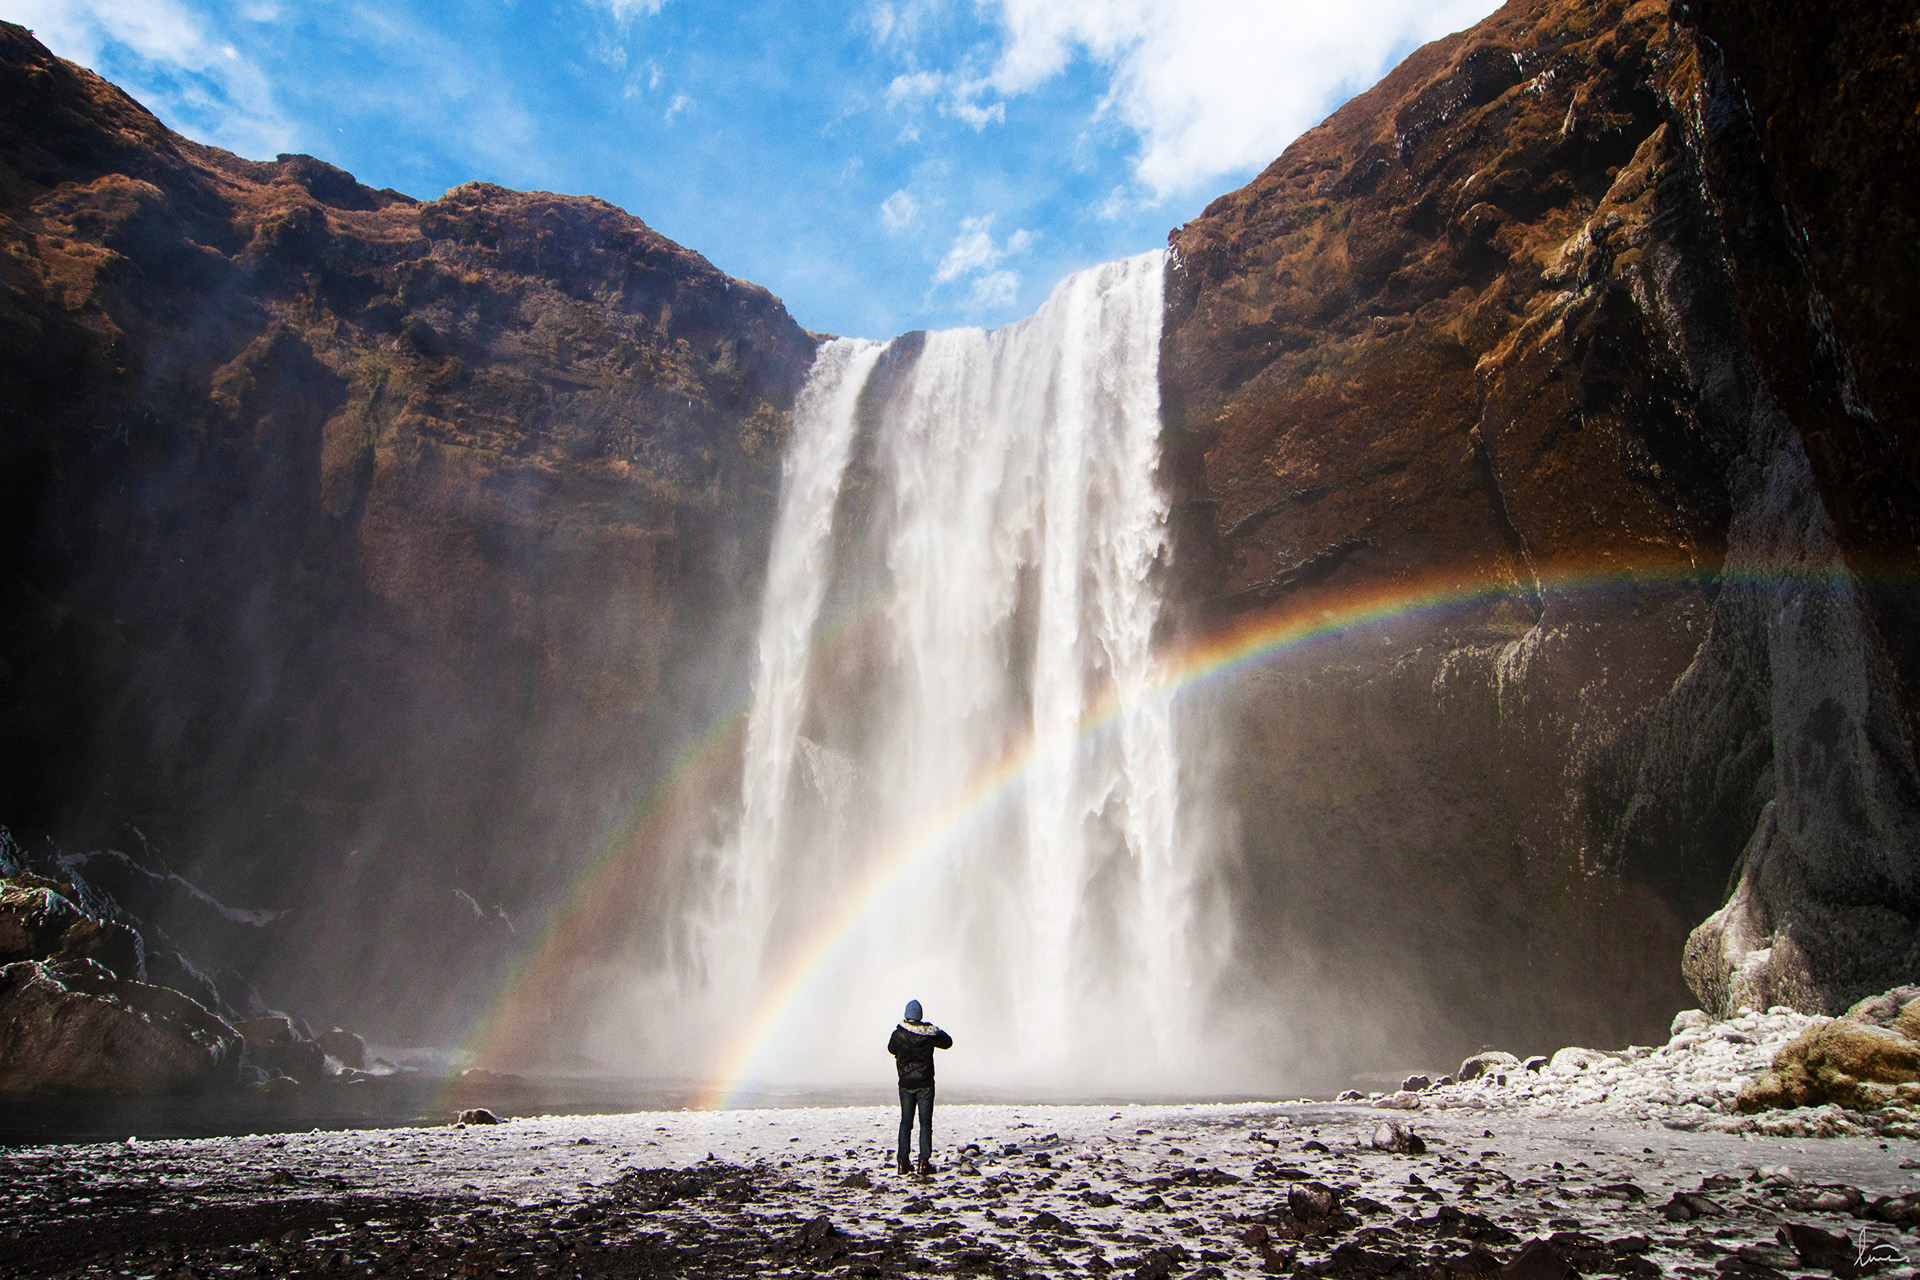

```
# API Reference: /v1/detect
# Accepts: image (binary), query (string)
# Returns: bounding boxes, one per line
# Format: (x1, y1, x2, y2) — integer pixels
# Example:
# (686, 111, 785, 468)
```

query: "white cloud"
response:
(887, 68, 1009, 134)
(880, 189, 919, 232)
(584, 0, 667, 19)
(970, 0, 1502, 197)
(11, 0, 293, 157)
(885, 70, 940, 107)
(934, 214, 1001, 283)
(968, 269, 1020, 310)
(949, 95, 1005, 130)
(665, 92, 693, 122)
(932, 214, 1035, 290)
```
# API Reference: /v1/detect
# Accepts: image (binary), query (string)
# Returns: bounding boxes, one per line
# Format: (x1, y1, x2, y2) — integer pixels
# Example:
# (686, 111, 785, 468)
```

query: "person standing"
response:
(887, 999, 952, 1176)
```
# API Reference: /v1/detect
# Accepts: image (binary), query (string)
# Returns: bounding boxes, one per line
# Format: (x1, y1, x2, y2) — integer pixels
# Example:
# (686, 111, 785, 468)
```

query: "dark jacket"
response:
(887, 1019, 952, 1086)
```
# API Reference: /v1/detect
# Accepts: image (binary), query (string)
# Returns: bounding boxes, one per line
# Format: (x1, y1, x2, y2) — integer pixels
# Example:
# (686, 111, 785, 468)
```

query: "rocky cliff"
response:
(1164, 0, 1920, 1075)
(0, 22, 816, 1040)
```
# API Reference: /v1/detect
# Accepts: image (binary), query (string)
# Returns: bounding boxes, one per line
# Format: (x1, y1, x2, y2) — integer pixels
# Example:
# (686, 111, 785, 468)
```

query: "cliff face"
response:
(0, 24, 816, 1037)
(1164, 0, 1920, 1070)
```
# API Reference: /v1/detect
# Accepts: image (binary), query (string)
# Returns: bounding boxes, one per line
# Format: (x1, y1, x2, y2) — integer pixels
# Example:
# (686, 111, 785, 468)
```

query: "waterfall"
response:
(697, 250, 1202, 1087)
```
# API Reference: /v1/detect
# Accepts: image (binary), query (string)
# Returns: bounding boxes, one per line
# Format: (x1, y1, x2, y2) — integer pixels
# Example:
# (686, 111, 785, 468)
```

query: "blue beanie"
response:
(905, 999, 922, 1021)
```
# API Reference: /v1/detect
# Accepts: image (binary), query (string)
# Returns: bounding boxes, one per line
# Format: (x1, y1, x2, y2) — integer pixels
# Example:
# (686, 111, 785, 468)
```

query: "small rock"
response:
(840, 1170, 873, 1189)
(1869, 1191, 1920, 1227)
(1777, 1222, 1854, 1269)
(1593, 1182, 1646, 1202)
(1782, 1185, 1864, 1213)
(1259, 1243, 1296, 1274)
(1458, 1052, 1520, 1082)
(1522, 1056, 1548, 1073)
(1671, 1009, 1711, 1036)
(1401, 1074, 1432, 1092)
(317, 1027, 366, 1072)
(1287, 1181, 1339, 1221)
(1499, 1238, 1575, 1280)
(1337, 1089, 1364, 1101)
(1548, 1047, 1613, 1074)
(1657, 1192, 1725, 1221)
(1375, 1090, 1423, 1110)
(456, 1108, 500, 1125)
(1369, 1121, 1426, 1154)
(1301, 1139, 1330, 1153)
(1737, 1243, 1803, 1271)
(792, 1214, 845, 1257)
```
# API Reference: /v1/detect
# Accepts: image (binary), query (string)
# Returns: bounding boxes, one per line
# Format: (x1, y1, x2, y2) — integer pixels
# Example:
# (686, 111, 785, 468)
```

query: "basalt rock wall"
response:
(1163, 0, 1920, 1077)
(0, 24, 816, 1040)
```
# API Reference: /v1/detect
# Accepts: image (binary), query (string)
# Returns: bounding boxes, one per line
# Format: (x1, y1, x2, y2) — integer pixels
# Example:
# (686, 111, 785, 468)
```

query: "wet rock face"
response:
(0, 23, 816, 1037)
(0, 959, 240, 1094)
(1161, 0, 1920, 1057)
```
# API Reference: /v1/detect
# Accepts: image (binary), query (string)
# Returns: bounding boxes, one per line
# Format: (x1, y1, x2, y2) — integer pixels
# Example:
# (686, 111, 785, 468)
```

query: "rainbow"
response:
(461, 553, 1882, 1105)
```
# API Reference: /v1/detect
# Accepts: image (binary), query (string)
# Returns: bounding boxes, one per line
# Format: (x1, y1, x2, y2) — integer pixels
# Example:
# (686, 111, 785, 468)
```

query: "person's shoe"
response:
(917, 1161, 935, 1177)
(897, 1161, 911, 1175)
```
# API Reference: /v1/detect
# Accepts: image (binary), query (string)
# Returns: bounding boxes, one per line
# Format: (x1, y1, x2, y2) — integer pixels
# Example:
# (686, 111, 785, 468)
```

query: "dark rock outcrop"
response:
(0, 959, 240, 1094)
(1162, 0, 1920, 1068)
(0, 23, 817, 1039)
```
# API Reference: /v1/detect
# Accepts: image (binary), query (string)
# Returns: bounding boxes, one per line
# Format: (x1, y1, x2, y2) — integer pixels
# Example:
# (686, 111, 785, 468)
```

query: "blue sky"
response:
(17, 0, 1499, 338)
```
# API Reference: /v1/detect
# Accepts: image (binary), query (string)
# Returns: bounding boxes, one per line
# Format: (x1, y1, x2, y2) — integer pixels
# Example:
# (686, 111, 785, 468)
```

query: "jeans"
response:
(897, 1085, 934, 1168)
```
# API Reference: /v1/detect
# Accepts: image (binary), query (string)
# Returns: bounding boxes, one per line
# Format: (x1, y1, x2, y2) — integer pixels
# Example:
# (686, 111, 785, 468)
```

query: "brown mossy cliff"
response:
(1162, 0, 1920, 1073)
(0, 23, 816, 1038)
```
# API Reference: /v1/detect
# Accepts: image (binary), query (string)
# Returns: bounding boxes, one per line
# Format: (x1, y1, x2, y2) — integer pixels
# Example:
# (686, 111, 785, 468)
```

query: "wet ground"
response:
(3, 1100, 1915, 1278)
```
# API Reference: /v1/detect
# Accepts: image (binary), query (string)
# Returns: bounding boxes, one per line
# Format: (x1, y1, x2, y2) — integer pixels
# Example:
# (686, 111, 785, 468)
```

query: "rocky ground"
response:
(5, 1009, 1918, 1280)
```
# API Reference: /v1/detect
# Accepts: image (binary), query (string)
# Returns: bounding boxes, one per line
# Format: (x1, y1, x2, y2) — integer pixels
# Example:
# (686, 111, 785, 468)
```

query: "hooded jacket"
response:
(887, 1019, 953, 1086)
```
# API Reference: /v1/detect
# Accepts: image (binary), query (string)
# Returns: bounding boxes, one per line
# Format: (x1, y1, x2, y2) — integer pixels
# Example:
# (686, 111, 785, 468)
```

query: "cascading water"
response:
(694, 250, 1208, 1088)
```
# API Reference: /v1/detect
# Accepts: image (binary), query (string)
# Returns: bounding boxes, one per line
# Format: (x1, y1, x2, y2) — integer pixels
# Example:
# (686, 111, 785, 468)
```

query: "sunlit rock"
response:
(1739, 993, 1920, 1113)
(0, 875, 143, 979)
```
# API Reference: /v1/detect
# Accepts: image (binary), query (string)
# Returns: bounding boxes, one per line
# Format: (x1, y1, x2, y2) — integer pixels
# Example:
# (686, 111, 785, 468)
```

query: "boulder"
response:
(317, 1026, 367, 1071)
(1549, 1047, 1615, 1074)
(1287, 1182, 1339, 1222)
(0, 959, 240, 1094)
(1369, 1121, 1426, 1154)
(234, 1013, 328, 1083)
(1738, 1013, 1920, 1112)
(1457, 1051, 1520, 1082)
